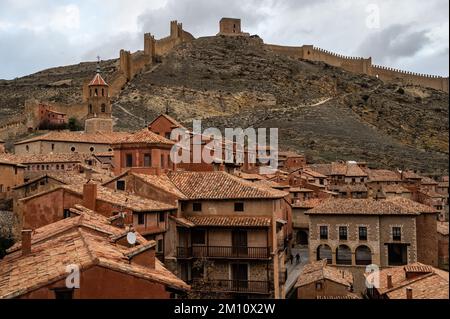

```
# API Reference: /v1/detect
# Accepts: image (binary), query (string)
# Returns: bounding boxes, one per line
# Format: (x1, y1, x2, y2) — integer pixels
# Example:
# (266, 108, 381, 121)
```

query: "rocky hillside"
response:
(0, 35, 448, 173)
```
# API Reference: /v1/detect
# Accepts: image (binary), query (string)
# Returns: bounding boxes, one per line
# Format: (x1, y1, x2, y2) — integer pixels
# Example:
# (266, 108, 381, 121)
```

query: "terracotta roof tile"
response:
(114, 128, 174, 145)
(382, 184, 411, 194)
(307, 197, 435, 215)
(0, 206, 188, 298)
(15, 131, 131, 145)
(296, 259, 353, 288)
(88, 73, 108, 86)
(167, 171, 288, 200)
(186, 216, 271, 227)
(367, 169, 401, 182)
(131, 173, 187, 199)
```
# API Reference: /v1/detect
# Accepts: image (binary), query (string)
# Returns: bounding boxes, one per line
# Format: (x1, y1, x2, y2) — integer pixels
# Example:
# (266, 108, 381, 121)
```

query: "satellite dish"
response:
(126, 232, 137, 245)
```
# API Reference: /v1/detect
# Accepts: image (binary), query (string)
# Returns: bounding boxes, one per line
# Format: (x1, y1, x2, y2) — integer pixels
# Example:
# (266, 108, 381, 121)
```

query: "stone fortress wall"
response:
(265, 44, 448, 93)
(1, 18, 448, 141)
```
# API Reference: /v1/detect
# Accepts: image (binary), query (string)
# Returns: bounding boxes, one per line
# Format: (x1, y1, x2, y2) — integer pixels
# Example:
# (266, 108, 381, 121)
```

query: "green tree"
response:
(68, 117, 83, 131)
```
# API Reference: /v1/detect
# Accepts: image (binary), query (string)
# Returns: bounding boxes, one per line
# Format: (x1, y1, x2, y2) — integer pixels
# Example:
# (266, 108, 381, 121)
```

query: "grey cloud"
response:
(357, 24, 433, 63)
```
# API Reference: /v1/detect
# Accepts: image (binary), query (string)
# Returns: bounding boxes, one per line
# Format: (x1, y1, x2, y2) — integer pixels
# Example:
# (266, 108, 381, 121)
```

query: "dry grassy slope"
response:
(0, 59, 118, 126)
(0, 35, 447, 173)
(114, 36, 448, 174)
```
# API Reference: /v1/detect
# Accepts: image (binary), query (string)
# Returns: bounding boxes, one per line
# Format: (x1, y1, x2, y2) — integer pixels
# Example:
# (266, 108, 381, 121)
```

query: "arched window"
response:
(95, 88, 98, 96)
(336, 245, 352, 265)
(355, 245, 372, 265)
(56, 164, 59, 170)
(296, 230, 308, 245)
(26, 145, 29, 152)
(89, 104, 93, 113)
(101, 104, 106, 113)
(316, 245, 332, 264)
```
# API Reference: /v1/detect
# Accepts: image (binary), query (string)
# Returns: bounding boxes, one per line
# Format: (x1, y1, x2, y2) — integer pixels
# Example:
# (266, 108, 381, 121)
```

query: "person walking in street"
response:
(295, 253, 300, 264)
(289, 254, 294, 264)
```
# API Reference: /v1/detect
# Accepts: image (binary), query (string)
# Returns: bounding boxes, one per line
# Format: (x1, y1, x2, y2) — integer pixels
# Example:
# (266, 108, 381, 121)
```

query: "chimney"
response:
(22, 229, 32, 256)
(406, 287, 413, 300)
(83, 183, 97, 211)
(387, 274, 393, 289)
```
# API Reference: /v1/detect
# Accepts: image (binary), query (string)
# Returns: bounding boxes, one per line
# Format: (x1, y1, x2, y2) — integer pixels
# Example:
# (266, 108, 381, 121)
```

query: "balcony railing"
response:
(177, 246, 270, 259)
(192, 279, 270, 294)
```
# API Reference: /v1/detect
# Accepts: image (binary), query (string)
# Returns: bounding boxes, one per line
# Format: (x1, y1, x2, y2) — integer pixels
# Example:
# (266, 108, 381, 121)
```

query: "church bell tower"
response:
(85, 59, 113, 134)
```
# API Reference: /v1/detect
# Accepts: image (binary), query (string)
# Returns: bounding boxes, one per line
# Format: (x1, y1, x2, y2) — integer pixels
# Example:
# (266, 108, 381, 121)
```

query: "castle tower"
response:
(85, 61, 113, 134)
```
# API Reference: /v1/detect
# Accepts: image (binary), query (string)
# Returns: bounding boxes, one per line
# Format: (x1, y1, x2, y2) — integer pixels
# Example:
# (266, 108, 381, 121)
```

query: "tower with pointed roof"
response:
(85, 60, 113, 134)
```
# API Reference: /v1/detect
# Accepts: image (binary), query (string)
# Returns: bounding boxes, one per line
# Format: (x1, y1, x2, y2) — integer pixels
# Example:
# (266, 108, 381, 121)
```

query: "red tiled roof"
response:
(295, 259, 353, 288)
(113, 128, 174, 145)
(367, 169, 401, 182)
(167, 171, 288, 200)
(307, 197, 435, 216)
(186, 216, 271, 227)
(0, 206, 189, 298)
(88, 73, 108, 86)
(14, 131, 131, 145)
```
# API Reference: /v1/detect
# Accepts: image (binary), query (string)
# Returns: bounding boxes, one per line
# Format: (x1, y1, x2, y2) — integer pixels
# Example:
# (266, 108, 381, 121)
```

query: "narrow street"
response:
(284, 247, 309, 297)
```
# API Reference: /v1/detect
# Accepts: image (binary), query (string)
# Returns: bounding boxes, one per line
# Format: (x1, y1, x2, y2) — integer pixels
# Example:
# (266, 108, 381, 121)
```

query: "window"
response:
(89, 104, 93, 113)
(392, 227, 402, 241)
(157, 239, 164, 253)
(26, 145, 29, 152)
(352, 178, 356, 183)
(101, 104, 106, 113)
(90, 147, 95, 152)
(54, 288, 73, 299)
(191, 229, 206, 245)
(126, 154, 133, 167)
(51, 143, 55, 151)
(319, 226, 328, 240)
(159, 211, 165, 223)
(165, 132, 171, 139)
(63, 209, 71, 219)
(71, 147, 75, 152)
(116, 180, 125, 191)
(193, 202, 202, 212)
(181, 202, 187, 212)
(339, 226, 348, 240)
(144, 154, 151, 167)
(138, 213, 145, 225)
(315, 282, 323, 291)
(61, 164, 64, 170)
(95, 88, 98, 96)
(234, 202, 244, 212)
(359, 227, 368, 241)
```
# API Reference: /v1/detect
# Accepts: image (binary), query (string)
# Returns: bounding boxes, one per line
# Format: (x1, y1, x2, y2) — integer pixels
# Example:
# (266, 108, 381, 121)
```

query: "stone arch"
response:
(355, 245, 372, 265)
(336, 245, 352, 265)
(316, 244, 332, 264)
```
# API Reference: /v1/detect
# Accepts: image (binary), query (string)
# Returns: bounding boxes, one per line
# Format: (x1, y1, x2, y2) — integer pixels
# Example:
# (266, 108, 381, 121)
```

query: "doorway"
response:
(232, 230, 248, 257)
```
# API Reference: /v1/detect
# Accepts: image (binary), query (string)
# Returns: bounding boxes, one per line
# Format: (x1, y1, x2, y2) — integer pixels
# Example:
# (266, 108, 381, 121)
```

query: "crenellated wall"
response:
(154, 20, 195, 56)
(265, 44, 448, 93)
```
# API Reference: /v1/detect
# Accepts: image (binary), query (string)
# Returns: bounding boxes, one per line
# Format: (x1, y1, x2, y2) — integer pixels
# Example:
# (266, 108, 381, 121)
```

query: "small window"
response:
(192, 229, 206, 245)
(157, 239, 164, 253)
(126, 154, 133, 167)
(144, 154, 151, 167)
(63, 209, 71, 219)
(359, 227, 368, 241)
(101, 104, 106, 113)
(393, 227, 401, 241)
(159, 211, 165, 223)
(26, 145, 29, 152)
(181, 202, 187, 211)
(89, 104, 93, 113)
(165, 132, 171, 139)
(71, 147, 76, 152)
(90, 147, 95, 152)
(320, 226, 328, 240)
(51, 143, 55, 151)
(193, 202, 202, 212)
(315, 282, 323, 291)
(54, 288, 73, 300)
(116, 180, 125, 191)
(234, 202, 244, 212)
(138, 213, 145, 225)
(61, 164, 64, 170)
(95, 88, 98, 96)
(339, 226, 348, 240)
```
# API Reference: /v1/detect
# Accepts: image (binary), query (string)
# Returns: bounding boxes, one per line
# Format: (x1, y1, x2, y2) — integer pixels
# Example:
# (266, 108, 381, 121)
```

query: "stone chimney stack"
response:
(22, 229, 32, 256)
(83, 183, 97, 211)
(387, 274, 393, 289)
(406, 287, 413, 299)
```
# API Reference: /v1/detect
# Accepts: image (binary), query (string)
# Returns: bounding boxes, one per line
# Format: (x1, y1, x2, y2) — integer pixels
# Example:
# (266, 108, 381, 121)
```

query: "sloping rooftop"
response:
(167, 171, 288, 200)
(113, 128, 174, 145)
(186, 216, 271, 227)
(365, 262, 448, 299)
(88, 73, 108, 86)
(382, 184, 412, 194)
(132, 173, 187, 199)
(14, 131, 131, 145)
(0, 206, 189, 298)
(307, 197, 435, 216)
(366, 169, 401, 182)
(295, 259, 353, 288)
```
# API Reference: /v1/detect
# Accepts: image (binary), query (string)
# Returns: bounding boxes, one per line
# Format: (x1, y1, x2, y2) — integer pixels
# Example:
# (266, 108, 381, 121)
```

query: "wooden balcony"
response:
(192, 279, 271, 294)
(177, 246, 270, 259)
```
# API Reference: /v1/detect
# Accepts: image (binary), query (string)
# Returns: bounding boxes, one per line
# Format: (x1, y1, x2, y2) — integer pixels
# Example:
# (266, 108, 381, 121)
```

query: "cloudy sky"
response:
(0, 0, 448, 79)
